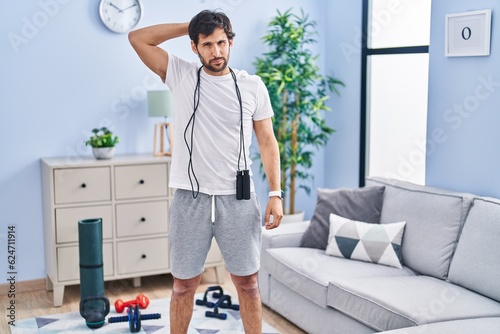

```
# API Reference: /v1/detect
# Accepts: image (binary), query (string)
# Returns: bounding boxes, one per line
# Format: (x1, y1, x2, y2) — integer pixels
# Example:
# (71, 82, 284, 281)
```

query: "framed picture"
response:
(445, 9, 492, 57)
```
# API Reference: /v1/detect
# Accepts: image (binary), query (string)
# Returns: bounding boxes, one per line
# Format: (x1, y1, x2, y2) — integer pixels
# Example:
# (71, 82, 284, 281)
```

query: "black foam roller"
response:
(78, 218, 109, 328)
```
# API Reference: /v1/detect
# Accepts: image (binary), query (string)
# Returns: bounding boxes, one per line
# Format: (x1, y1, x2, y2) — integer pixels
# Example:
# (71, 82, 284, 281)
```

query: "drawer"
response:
(117, 237, 168, 275)
(57, 243, 114, 282)
(55, 205, 113, 243)
(116, 201, 168, 238)
(206, 239, 223, 265)
(115, 164, 168, 200)
(54, 167, 111, 204)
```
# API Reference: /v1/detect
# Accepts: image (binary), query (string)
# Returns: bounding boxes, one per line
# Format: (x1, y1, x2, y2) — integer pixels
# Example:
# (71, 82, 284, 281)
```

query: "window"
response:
(361, 0, 432, 185)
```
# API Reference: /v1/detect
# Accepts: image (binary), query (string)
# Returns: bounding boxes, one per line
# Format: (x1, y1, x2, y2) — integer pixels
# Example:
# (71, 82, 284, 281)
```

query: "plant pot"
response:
(281, 210, 305, 224)
(92, 147, 115, 160)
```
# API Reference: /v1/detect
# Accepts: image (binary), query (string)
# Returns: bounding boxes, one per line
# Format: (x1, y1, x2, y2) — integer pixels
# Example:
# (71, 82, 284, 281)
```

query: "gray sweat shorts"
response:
(169, 189, 262, 279)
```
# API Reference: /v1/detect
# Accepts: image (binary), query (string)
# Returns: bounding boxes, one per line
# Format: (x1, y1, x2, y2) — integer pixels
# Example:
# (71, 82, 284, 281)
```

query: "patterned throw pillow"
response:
(326, 213, 406, 269)
(300, 186, 386, 250)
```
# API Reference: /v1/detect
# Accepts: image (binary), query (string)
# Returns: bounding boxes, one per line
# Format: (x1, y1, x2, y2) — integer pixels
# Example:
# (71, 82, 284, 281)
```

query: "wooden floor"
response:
(1, 269, 306, 333)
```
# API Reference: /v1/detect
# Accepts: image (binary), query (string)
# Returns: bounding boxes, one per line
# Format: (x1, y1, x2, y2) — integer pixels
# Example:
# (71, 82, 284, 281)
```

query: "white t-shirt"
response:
(165, 54, 274, 195)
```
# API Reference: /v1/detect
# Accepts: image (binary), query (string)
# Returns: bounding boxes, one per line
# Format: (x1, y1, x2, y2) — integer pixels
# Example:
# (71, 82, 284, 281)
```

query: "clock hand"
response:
(109, 2, 123, 13)
(122, 3, 138, 11)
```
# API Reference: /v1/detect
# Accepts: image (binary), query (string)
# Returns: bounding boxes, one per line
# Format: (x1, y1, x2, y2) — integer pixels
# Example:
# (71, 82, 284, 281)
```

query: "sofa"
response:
(259, 176, 500, 333)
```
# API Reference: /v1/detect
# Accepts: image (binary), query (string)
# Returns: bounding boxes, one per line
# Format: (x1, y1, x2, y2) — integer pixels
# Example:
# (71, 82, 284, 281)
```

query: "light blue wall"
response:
(0, 0, 328, 281)
(324, 0, 363, 189)
(426, 0, 500, 197)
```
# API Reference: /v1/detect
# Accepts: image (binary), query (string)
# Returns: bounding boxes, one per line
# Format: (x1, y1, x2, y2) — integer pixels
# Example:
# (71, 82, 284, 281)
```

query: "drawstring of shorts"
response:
(211, 195, 215, 224)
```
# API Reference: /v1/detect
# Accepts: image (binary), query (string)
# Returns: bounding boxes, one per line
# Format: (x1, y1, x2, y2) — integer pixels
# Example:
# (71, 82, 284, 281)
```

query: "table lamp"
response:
(148, 90, 174, 156)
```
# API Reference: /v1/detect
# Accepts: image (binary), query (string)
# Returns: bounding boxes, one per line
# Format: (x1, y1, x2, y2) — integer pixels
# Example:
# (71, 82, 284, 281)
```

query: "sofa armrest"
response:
(261, 221, 310, 251)
(260, 221, 310, 305)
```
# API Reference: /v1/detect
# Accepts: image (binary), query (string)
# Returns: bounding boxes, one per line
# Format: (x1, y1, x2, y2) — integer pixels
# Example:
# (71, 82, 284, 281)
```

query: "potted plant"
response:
(85, 127, 119, 159)
(254, 8, 344, 216)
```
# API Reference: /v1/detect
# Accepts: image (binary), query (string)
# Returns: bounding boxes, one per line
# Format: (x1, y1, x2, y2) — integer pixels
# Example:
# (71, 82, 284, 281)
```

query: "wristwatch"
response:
(269, 190, 285, 200)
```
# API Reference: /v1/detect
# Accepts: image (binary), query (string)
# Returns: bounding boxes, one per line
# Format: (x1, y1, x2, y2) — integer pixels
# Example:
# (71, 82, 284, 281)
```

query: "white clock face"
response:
(99, 0, 143, 34)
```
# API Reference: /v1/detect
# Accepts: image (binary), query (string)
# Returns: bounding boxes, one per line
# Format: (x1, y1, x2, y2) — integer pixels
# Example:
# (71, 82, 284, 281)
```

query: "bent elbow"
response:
(128, 30, 139, 47)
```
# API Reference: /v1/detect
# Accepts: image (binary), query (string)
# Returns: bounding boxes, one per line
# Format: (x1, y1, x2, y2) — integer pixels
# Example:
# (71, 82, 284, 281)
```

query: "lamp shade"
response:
(147, 90, 173, 118)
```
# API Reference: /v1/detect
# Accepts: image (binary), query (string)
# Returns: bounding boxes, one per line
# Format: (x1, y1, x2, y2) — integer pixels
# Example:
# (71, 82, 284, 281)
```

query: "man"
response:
(128, 10, 283, 334)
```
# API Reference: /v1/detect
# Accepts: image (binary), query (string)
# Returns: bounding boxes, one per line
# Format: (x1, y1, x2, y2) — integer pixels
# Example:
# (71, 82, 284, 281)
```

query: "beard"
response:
(197, 50, 230, 73)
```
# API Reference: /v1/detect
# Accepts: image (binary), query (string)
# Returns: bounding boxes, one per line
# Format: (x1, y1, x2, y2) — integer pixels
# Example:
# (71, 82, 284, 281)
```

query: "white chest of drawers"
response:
(41, 154, 224, 306)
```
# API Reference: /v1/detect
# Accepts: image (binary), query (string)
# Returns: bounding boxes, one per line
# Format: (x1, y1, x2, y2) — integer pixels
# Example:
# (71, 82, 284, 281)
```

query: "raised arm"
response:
(128, 23, 189, 82)
(254, 118, 283, 229)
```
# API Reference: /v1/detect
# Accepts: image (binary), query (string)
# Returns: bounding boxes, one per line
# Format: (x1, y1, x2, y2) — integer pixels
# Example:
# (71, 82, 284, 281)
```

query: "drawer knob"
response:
(81, 183, 87, 188)
(141, 254, 147, 259)
(139, 179, 145, 184)
(140, 217, 146, 222)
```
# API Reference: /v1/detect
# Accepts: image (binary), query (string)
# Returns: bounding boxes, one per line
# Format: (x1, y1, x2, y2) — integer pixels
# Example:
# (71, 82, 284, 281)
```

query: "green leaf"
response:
(85, 127, 119, 148)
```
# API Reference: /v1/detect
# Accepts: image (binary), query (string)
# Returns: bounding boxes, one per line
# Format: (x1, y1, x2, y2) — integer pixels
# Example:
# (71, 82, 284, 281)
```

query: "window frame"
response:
(359, 0, 430, 186)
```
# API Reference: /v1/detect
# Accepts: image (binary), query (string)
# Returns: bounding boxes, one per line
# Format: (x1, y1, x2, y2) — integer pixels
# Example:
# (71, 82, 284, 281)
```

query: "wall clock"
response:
(99, 0, 143, 34)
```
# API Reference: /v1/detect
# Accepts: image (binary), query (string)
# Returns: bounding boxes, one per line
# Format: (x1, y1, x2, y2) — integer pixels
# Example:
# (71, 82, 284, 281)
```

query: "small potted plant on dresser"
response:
(85, 127, 119, 159)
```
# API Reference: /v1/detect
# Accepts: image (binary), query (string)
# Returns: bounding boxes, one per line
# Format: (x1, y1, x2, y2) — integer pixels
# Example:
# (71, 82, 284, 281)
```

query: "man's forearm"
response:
(129, 23, 189, 47)
(260, 140, 281, 191)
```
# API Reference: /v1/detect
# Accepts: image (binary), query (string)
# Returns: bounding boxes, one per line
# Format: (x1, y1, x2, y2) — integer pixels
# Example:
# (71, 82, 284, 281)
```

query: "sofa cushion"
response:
(263, 247, 414, 308)
(381, 317, 500, 334)
(269, 277, 377, 334)
(448, 197, 500, 302)
(300, 186, 385, 250)
(366, 177, 473, 279)
(327, 276, 500, 332)
(326, 213, 406, 269)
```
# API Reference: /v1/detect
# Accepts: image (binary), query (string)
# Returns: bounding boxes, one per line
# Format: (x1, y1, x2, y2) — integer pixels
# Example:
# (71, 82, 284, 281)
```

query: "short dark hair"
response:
(188, 10, 235, 45)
